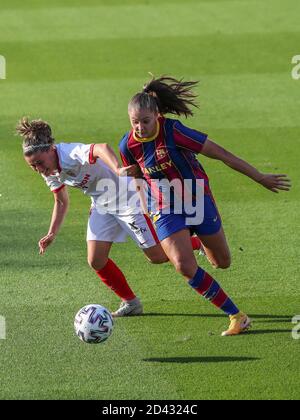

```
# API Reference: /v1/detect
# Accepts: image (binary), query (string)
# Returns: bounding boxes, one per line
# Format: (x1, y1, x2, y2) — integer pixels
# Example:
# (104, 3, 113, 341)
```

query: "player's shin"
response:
(188, 267, 239, 316)
(95, 259, 136, 301)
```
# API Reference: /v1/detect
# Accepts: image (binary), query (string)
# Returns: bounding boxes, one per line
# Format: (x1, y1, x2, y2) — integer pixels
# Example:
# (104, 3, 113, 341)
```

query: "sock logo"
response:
(292, 316, 300, 340)
(0, 55, 6, 80)
(0, 316, 6, 340)
(292, 55, 300, 80)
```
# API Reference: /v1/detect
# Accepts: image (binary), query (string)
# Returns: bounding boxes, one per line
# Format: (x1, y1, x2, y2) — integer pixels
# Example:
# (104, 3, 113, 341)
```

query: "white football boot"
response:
(112, 297, 143, 318)
(199, 246, 206, 257)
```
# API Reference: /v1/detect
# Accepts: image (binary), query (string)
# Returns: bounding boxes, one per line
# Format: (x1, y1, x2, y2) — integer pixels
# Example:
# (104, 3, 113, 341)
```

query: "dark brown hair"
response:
(128, 75, 199, 118)
(16, 117, 55, 156)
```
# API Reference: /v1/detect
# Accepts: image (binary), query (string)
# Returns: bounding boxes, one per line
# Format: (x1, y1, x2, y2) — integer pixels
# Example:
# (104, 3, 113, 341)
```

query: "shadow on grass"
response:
(143, 356, 260, 364)
(246, 329, 291, 335)
(138, 313, 293, 336)
(143, 313, 293, 321)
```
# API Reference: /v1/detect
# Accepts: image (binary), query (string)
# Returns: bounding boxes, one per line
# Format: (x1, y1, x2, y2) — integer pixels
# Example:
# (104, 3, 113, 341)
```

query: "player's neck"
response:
(133, 121, 160, 143)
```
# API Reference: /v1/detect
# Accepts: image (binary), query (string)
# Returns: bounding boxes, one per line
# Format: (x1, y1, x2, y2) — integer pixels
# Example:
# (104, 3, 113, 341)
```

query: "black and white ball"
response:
(74, 304, 114, 344)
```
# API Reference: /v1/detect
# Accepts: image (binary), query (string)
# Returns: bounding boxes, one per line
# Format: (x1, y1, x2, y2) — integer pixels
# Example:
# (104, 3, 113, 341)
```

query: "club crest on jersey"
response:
(156, 148, 167, 159)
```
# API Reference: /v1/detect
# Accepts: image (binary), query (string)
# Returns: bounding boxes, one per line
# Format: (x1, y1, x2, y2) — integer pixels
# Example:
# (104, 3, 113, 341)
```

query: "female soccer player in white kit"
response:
(16, 117, 171, 317)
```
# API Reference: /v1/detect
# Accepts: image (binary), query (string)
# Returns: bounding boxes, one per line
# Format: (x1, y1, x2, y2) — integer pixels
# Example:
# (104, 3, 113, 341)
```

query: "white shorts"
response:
(87, 208, 159, 249)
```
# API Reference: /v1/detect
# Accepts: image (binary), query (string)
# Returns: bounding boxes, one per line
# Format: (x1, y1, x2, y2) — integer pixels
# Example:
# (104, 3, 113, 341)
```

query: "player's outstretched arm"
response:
(39, 187, 69, 255)
(93, 144, 142, 178)
(201, 139, 291, 193)
(92, 143, 122, 175)
(118, 165, 142, 178)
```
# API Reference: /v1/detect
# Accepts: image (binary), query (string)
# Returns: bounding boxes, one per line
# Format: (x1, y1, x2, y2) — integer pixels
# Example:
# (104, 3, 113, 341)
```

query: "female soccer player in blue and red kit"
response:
(119, 76, 291, 336)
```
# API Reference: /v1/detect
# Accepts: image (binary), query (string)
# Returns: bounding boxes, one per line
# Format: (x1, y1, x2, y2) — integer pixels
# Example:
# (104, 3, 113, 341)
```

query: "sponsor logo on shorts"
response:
(128, 222, 147, 235)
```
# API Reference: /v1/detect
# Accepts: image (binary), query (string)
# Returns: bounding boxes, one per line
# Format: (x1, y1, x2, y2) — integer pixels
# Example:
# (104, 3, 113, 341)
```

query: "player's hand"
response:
(38, 233, 56, 255)
(118, 165, 142, 178)
(258, 173, 291, 193)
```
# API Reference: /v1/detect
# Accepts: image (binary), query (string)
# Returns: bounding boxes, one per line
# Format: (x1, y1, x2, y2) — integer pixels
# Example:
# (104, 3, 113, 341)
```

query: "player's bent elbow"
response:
(54, 189, 69, 210)
(55, 199, 69, 216)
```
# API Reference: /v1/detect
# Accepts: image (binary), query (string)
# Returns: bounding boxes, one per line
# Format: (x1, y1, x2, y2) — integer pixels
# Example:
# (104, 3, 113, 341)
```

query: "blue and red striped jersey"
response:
(119, 117, 211, 211)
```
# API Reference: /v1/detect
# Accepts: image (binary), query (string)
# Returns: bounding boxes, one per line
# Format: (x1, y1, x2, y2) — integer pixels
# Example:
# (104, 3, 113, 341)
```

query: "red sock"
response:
(191, 236, 202, 251)
(95, 259, 136, 301)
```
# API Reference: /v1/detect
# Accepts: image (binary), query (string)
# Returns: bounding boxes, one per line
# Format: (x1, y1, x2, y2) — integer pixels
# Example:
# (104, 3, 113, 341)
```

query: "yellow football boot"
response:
(222, 312, 251, 337)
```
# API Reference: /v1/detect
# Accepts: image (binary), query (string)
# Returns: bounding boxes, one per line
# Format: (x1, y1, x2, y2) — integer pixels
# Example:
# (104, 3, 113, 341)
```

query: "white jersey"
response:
(42, 143, 137, 214)
(42, 143, 158, 248)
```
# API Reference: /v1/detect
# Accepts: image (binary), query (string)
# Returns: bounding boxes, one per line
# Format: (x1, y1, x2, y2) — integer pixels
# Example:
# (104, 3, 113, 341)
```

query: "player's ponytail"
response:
(16, 117, 55, 156)
(129, 75, 199, 118)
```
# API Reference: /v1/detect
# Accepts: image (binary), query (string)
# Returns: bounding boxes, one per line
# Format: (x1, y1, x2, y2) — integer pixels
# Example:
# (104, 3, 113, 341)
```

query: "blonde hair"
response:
(16, 117, 55, 156)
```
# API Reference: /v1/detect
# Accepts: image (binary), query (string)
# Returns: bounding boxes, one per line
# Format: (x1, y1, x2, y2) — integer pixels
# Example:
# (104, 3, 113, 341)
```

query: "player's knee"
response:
(143, 246, 169, 264)
(88, 257, 108, 271)
(173, 259, 194, 278)
(214, 255, 231, 269)
(148, 255, 169, 264)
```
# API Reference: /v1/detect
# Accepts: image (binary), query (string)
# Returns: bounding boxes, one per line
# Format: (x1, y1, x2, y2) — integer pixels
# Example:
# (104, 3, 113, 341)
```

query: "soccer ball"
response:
(74, 304, 114, 344)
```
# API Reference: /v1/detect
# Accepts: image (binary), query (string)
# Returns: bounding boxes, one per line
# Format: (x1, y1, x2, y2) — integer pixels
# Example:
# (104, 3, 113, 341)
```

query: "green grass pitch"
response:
(0, 0, 300, 400)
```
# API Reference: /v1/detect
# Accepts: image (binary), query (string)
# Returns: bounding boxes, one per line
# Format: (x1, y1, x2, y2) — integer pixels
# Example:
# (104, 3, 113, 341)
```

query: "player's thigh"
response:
(116, 212, 169, 263)
(87, 210, 125, 270)
(87, 209, 127, 243)
(129, 214, 170, 263)
(87, 240, 113, 271)
(198, 227, 231, 269)
(160, 229, 198, 279)
(116, 212, 158, 249)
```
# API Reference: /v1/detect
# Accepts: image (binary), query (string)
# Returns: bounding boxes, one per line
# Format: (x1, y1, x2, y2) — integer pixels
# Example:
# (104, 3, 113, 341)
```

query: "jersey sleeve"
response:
(68, 143, 97, 165)
(42, 174, 65, 194)
(119, 134, 137, 167)
(173, 120, 208, 154)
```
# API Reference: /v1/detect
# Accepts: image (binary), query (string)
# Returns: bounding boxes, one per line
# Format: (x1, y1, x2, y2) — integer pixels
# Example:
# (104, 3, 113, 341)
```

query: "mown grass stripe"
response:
(1, 0, 300, 42)
(0, 75, 299, 130)
(1, 31, 300, 83)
